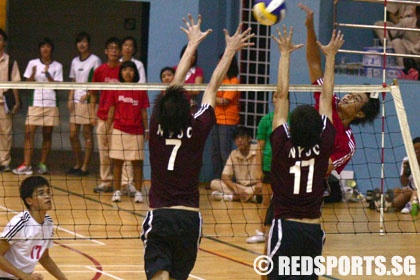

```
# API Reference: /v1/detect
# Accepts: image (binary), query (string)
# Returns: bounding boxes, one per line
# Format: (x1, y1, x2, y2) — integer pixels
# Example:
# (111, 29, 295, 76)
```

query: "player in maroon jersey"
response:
(267, 26, 343, 279)
(141, 15, 254, 280)
(299, 3, 380, 175)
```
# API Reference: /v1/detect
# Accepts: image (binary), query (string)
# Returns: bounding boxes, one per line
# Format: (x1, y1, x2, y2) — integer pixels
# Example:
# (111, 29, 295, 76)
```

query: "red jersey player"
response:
(299, 3, 380, 175)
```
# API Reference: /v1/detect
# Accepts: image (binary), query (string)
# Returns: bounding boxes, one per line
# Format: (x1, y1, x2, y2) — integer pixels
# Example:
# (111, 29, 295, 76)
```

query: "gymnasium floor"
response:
(1, 160, 419, 279)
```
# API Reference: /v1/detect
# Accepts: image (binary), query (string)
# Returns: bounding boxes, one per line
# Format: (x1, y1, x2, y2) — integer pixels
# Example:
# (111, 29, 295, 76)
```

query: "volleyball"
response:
(252, 0, 287, 26)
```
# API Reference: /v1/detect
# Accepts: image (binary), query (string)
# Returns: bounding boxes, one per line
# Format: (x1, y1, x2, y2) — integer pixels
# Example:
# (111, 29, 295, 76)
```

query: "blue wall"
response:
(142, 0, 241, 181)
(140, 0, 418, 192)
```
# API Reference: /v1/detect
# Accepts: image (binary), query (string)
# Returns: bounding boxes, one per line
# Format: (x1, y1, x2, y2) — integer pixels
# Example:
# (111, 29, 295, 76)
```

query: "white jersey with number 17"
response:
(0, 211, 54, 279)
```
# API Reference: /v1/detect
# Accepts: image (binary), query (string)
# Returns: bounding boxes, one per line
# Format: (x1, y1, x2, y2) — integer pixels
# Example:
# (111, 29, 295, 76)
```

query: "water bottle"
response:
(411, 196, 419, 217)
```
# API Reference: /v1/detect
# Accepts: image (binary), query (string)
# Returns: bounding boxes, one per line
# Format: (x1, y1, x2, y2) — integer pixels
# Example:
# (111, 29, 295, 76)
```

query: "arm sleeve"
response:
(69, 59, 75, 79)
(53, 64, 63, 82)
(137, 61, 147, 83)
(23, 60, 33, 79)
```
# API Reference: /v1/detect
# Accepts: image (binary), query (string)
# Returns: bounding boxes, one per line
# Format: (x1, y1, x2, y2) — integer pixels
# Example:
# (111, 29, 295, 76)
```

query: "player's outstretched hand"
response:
(316, 29, 344, 57)
(272, 25, 304, 54)
(224, 23, 255, 53)
(180, 14, 213, 46)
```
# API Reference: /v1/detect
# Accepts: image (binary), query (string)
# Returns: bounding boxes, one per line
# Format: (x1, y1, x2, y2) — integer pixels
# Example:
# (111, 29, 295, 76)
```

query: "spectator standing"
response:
(211, 55, 240, 179)
(0, 28, 21, 172)
(67, 32, 101, 176)
(13, 38, 63, 175)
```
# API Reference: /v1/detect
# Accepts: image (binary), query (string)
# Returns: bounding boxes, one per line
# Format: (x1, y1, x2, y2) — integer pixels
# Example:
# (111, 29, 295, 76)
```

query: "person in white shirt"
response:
(120, 36, 146, 83)
(13, 38, 63, 176)
(0, 176, 67, 280)
(67, 32, 102, 177)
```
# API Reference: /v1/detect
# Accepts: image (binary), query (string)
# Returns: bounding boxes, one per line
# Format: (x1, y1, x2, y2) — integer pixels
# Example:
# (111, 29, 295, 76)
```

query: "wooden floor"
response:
(0, 172, 419, 280)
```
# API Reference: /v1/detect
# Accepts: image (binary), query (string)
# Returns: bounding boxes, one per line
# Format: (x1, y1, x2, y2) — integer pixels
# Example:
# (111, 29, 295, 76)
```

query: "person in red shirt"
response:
(108, 60, 149, 203)
(299, 3, 380, 176)
(89, 37, 121, 193)
(299, 4, 380, 205)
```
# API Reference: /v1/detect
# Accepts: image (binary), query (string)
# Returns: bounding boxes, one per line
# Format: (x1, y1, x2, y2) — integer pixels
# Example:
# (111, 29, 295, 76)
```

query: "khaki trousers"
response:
(0, 105, 12, 166)
(96, 119, 113, 186)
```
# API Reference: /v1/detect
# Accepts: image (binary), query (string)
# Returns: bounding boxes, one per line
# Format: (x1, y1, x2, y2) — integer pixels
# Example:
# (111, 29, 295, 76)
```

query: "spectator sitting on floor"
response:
(393, 137, 420, 214)
(210, 126, 263, 202)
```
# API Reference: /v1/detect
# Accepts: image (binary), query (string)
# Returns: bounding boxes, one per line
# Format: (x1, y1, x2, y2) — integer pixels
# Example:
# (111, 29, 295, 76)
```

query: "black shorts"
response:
(141, 208, 202, 280)
(267, 219, 325, 280)
(265, 200, 274, 226)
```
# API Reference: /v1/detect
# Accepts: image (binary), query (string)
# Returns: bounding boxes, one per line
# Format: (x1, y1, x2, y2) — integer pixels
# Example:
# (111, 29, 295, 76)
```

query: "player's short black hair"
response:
(350, 92, 380, 125)
(160, 66, 175, 81)
(20, 176, 50, 209)
(290, 104, 323, 149)
(413, 137, 420, 145)
(156, 85, 191, 137)
(75, 31, 91, 45)
(0, 29, 8, 42)
(119, 60, 140, 83)
(105, 37, 121, 49)
(233, 126, 252, 140)
(39, 37, 54, 53)
(121, 36, 138, 56)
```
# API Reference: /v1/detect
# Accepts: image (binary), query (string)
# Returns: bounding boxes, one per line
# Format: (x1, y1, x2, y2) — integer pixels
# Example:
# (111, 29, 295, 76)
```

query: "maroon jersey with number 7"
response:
(149, 104, 216, 209)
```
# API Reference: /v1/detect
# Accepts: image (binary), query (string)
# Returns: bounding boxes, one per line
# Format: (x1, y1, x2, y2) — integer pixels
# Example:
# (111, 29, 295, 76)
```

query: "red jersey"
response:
(173, 65, 204, 84)
(149, 104, 216, 208)
(271, 116, 336, 220)
(313, 78, 355, 174)
(109, 89, 149, 134)
(92, 63, 120, 120)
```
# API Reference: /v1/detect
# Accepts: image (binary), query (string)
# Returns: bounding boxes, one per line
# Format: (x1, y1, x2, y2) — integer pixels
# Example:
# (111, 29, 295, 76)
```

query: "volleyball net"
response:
(0, 82, 418, 240)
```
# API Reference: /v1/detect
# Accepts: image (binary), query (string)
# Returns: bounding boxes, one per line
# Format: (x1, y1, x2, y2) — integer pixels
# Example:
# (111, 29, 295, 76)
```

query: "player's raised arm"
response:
(316, 29, 344, 123)
(272, 26, 303, 131)
(201, 23, 254, 108)
(171, 14, 213, 86)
